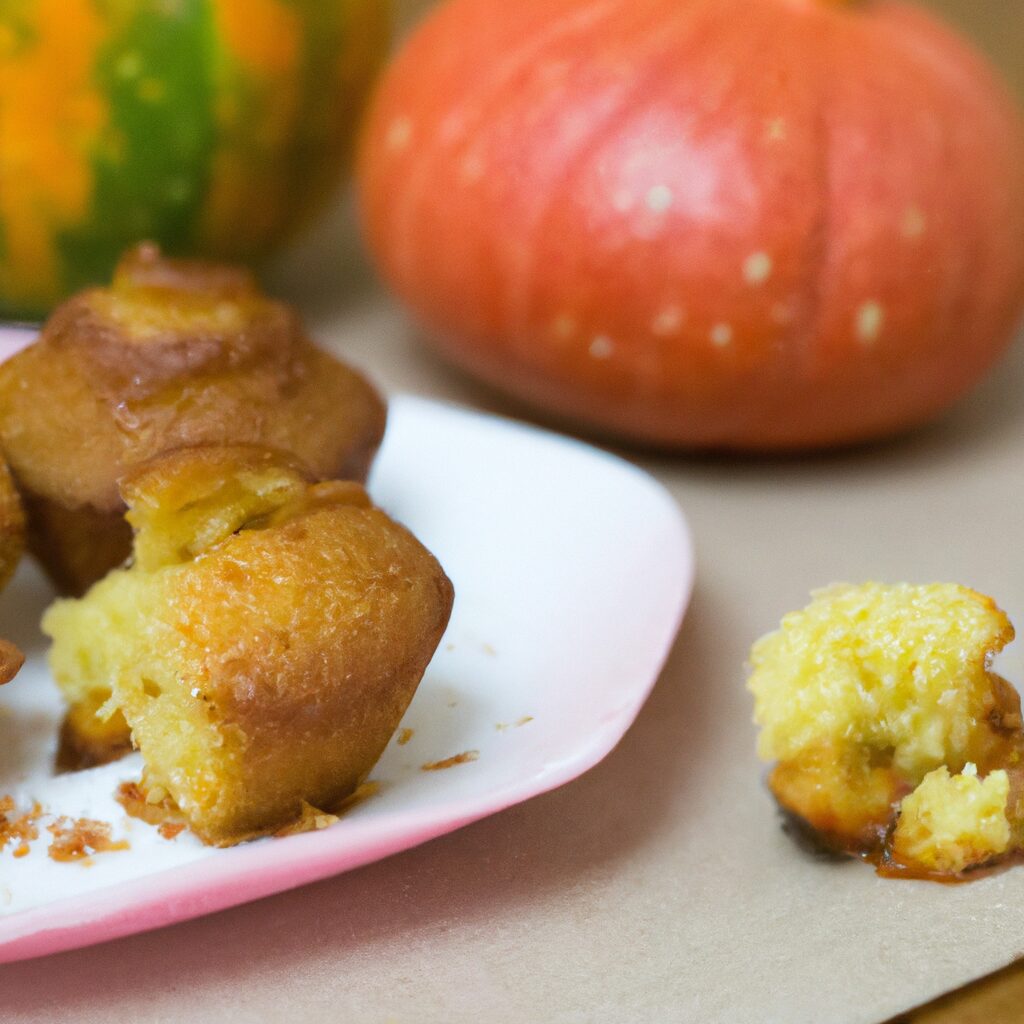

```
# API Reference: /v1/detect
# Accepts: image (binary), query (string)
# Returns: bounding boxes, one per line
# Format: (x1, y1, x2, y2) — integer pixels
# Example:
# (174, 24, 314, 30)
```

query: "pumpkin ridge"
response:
(390, 0, 630, 284)
(513, 0, 718, 348)
(687, 0, 831, 443)
(889, 20, 975, 378)
(789, 8, 835, 398)
(286, 2, 347, 219)
(55, 0, 217, 296)
(198, 0, 303, 256)
(874, 6, 1024, 365)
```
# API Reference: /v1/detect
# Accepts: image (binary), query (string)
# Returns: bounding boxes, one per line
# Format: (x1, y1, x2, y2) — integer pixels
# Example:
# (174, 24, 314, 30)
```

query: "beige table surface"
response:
(5, 2, 1024, 1022)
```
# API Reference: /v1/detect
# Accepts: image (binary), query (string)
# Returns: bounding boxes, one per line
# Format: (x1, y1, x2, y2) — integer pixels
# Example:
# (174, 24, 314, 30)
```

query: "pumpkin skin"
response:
(358, 0, 1024, 450)
(0, 0, 389, 318)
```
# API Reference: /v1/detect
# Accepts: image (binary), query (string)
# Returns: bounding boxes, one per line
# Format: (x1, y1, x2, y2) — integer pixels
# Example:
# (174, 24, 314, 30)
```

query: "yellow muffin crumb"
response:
(891, 765, 1011, 875)
(748, 582, 1024, 878)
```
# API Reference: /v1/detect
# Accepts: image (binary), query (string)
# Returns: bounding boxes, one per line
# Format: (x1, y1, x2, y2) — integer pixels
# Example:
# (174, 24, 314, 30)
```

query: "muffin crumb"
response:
(749, 582, 1024, 880)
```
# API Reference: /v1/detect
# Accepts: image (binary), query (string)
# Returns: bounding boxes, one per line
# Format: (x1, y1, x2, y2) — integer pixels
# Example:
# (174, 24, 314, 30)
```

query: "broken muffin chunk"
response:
(44, 445, 453, 845)
(0, 243, 386, 595)
(0, 454, 25, 684)
(748, 582, 1024, 880)
(890, 764, 1012, 875)
(0, 454, 24, 593)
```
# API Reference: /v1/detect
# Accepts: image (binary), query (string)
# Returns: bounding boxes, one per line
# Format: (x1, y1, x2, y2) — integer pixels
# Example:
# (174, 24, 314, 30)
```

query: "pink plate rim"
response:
(0, 327, 695, 964)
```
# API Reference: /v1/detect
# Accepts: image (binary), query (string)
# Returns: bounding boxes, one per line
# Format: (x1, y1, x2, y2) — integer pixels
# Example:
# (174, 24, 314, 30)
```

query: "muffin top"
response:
(0, 243, 386, 511)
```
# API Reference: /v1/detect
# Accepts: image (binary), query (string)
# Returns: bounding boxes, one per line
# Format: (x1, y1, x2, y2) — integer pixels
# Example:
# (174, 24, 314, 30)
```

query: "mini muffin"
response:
(0, 455, 25, 684)
(0, 243, 386, 595)
(749, 582, 1024, 879)
(44, 445, 454, 845)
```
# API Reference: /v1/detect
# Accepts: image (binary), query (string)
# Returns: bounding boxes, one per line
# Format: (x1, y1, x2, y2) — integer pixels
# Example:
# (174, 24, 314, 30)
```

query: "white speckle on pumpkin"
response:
(589, 335, 615, 359)
(460, 154, 485, 184)
(552, 314, 577, 339)
(901, 206, 927, 239)
(710, 323, 734, 348)
(743, 252, 773, 285)
(652, 305, 686, 336)
(856, 301, 885, 345)
(386, 117, 413, 152)
(612, 189, 634, 213)
(116, 52, 141, 80)
(645, 185, 674, 214)
(766, 117, 787, 142)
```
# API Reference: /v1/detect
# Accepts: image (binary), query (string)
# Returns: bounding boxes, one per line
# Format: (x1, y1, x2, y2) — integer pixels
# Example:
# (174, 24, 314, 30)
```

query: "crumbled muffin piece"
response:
(0, 797, 42, 857)
(47, 817, 129, 862)
(749, 582, 1024, 878)
(0, 455, 26, 684)
(890, 765, 1011, 875)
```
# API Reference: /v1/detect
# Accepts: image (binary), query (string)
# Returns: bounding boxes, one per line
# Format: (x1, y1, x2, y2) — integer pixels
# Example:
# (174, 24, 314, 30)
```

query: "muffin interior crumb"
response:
(748, 582, 1024, 880)
(45, 451, 318, 840)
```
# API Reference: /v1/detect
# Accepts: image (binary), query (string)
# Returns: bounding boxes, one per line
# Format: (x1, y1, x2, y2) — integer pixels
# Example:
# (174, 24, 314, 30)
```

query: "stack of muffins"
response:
(0, 243, 453, 847)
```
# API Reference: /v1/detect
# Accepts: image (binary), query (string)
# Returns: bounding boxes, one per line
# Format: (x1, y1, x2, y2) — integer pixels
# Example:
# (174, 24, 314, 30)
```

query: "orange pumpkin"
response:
(358, 0, 1024, 450)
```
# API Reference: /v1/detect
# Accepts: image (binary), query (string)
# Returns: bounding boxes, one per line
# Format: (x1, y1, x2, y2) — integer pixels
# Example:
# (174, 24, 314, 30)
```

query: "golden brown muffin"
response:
(749, 583, 1024, 880)
(0, 243, 386, 595)
(43, 445, 453, 845)
(0, 454, 26, 684)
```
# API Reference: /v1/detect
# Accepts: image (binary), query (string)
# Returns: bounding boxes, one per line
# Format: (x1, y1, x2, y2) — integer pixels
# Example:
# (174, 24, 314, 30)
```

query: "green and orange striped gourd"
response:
(0, 0, 389, 318)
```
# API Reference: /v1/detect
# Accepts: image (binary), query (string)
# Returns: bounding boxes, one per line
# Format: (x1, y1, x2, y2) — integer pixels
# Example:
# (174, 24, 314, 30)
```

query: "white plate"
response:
(0, 392, 693, 963)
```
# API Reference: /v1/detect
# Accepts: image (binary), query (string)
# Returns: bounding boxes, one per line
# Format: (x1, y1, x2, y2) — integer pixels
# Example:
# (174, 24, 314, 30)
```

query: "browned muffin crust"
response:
(0, 639, 23, 686)
(0, 454, 26, 684)
(0, 243, 386, 594)
(0, 454, 24, 594)
(45, 445, 454, 845)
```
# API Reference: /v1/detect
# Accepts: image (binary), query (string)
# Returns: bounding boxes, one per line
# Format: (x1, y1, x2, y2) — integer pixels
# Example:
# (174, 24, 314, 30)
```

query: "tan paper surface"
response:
(4, 2, 1024, 1020)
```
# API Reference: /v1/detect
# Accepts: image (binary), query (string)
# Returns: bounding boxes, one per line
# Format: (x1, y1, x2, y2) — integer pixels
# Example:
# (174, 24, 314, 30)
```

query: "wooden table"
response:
(897, 961, 1024, 1023)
